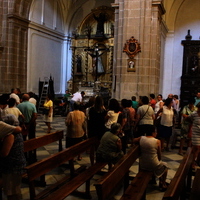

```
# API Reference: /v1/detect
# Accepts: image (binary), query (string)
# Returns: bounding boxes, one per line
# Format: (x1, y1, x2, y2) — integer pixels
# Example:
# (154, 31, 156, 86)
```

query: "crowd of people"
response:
(65, 91, 200, 191)
(0, 88, 39, 200)
(1, 88, 200, 198)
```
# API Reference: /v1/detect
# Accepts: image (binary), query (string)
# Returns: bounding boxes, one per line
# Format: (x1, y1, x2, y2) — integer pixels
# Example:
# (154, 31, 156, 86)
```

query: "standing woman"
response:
(186, 102, 200, 168)
(88, 96, 107, 139)
(157, 98, 175, 151)
(178, 97, 196, 155)
(43, 94, 53, 133)
(65, 102, 86, 160)
(149, 94, 157, 110)
(0, 115, 26, 200)
(173, 95, 180, 113)
(136, 96, 155, 137)
(155, 94, 164, 114)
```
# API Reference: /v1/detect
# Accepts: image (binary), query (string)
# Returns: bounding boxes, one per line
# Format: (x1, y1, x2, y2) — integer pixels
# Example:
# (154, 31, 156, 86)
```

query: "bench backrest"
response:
(25, 137, 98, 181)
(24, 130, 64, 152)
(163, 147, 193, 200)
(95, 145, 140, 200)
(190, 168, 200, 200)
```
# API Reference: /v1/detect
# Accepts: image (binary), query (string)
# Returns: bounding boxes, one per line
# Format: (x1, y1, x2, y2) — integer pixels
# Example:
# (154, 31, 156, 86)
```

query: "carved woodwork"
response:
(123, 36, 141, 59)
(180, 30, 200, 107)
(70, 6, 114, 96)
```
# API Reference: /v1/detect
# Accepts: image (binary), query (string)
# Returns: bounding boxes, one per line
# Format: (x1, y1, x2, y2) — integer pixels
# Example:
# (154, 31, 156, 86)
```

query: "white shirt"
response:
(71, 92, 82, 102)
(160, 106, 174, 127)
(29, 98, 37, 106)
(155, 100, 163, 114)
(105, 110, 119, 129)
(10, 93, 20, 104)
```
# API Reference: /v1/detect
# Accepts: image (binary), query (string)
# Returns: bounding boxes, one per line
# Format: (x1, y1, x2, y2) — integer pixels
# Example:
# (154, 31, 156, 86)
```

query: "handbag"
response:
(43, 108, 49, 115)
(154, 116, 161, 127)
(154, 108, 163, 127)
(133, 106, 150, 133)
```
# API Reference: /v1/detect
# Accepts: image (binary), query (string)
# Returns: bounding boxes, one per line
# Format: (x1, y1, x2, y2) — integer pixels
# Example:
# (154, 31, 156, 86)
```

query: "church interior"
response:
(1, 0, 200, 199)
(1, 0, 200, 102)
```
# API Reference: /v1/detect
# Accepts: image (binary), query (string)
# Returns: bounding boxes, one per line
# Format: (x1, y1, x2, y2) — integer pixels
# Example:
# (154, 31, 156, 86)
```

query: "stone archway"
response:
(165, 0, 186, 31)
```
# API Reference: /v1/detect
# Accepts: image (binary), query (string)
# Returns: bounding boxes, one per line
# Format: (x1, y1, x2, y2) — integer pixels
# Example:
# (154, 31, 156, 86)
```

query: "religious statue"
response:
(76, 55, 82, 73)
(92, 56, 105, 74)
(85, 43, 109, 81)
(93, 13, 107, 37)
(129, 60, 134, 69)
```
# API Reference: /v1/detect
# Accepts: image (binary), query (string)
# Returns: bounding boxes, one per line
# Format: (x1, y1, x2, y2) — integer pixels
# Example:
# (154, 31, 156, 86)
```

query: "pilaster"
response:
(112, 0, 166, 100)
(0, 14, 30, 92)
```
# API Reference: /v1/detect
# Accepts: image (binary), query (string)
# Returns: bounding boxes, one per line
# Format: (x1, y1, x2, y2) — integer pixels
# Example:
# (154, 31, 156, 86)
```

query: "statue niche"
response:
(93, 13, 107, 37)
(70, 6, 114, 93)
(75, 55, 83, 74)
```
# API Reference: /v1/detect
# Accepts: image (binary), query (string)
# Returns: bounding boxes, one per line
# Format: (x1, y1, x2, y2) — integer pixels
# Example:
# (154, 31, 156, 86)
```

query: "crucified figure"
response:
(85, 44, 109, 81)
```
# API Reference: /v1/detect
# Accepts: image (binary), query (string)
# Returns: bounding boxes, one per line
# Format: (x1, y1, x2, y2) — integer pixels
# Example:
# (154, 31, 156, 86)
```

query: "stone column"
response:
(112, 0, 165, 100)
(0, 0, 32, 93)
(0, 14, 29, 93)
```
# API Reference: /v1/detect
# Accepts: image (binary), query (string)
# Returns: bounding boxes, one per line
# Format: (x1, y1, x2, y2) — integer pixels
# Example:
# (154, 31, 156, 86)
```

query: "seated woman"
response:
(133, 125, 168, 191)
(96, 123, 124, 165)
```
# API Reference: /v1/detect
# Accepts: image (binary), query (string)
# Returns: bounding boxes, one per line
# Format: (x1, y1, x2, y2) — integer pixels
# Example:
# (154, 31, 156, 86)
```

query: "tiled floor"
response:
(4, 115, 186, 200)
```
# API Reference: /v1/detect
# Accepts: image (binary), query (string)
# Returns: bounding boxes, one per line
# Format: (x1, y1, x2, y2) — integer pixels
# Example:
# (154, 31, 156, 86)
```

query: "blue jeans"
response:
(69, 100, 75, 111)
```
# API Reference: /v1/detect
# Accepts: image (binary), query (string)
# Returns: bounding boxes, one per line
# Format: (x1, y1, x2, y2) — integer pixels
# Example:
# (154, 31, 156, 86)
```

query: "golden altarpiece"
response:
(69, 6, 114, 99)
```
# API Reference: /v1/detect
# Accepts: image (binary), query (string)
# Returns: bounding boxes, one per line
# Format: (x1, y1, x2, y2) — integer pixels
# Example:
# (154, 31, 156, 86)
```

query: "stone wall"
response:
(112, 0, 165, 100)
(0, 0, 31, 93)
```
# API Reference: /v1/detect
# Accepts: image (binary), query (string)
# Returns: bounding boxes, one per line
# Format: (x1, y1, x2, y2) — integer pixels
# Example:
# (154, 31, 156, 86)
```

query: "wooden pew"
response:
(162, 147, 193, 200)
(24, 130, 63, 153)
(24, 137, 99, 200)
(24, 130, 64, 164)
(0, 178, 2, 200)
(0, 130, 64, 200)
(43, 161, 108, 200)
(189, 168, 200, 200)
(120, 170, 153, 200)
(94, 145, 140, 200)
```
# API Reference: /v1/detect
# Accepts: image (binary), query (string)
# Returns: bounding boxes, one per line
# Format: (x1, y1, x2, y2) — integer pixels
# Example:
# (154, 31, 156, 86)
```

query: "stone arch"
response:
(165, 0, 186, 31)
(161, 0, 200, 98)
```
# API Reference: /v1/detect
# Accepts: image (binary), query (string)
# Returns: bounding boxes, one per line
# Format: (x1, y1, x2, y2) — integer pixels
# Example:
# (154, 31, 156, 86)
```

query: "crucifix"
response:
(84, 43, 109, 82)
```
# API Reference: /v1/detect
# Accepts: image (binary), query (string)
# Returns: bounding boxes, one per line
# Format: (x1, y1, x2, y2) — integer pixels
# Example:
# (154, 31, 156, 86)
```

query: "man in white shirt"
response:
(28, 92, 37, 106)
(10, 88, 20, 105)
(69, 91, 85, 111)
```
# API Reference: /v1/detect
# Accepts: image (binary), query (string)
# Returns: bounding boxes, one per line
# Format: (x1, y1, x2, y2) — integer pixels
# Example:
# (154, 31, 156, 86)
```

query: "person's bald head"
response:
(22, 93, 30, 101)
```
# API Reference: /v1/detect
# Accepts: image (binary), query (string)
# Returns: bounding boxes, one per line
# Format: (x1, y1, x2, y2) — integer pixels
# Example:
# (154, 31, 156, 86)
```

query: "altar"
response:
(69, 6, 114, 99)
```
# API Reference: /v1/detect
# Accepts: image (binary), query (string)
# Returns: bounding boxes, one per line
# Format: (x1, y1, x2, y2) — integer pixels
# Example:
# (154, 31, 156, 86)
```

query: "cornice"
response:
(152, 1, 166, 15)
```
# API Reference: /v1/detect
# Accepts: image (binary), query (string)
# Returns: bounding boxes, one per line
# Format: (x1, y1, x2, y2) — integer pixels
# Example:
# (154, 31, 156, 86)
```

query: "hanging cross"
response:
(84, 43, 109, 81)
